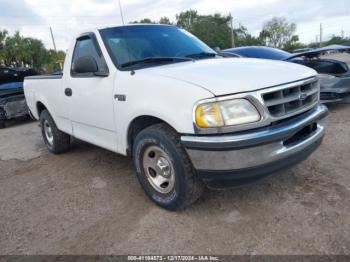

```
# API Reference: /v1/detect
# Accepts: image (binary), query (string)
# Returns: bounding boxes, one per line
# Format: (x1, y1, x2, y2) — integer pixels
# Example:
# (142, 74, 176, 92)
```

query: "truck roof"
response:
(84, 23, 174, 32)
(79, 23, 175, 35)
(100, 23, 174, 29)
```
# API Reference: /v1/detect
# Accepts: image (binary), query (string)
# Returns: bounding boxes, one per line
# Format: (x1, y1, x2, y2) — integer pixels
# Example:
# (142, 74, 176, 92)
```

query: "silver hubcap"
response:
(43, 120, 54, 146)
(142, 145, 175, 194)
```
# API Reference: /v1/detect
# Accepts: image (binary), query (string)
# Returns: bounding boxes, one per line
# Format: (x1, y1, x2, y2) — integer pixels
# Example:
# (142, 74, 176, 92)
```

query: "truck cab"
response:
(24, 25, 328, 210)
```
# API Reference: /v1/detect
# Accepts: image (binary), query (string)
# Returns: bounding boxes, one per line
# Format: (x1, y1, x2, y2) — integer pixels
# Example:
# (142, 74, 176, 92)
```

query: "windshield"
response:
(226, 47, 292, 61)
(99, 25, 216, 70)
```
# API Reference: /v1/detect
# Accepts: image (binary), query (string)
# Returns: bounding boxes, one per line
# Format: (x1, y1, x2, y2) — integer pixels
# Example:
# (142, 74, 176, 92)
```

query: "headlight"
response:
(195, 99, 261, 128)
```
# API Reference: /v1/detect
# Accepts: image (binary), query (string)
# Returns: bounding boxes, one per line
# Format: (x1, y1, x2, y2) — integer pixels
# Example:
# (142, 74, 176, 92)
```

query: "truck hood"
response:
(144, 58, 316, 96)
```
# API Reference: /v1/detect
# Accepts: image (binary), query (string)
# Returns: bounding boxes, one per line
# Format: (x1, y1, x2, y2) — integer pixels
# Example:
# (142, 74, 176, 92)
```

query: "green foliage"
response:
(130, 18, 153, 24)
(133, 10, 265, 49)
(131, 11, 234, 49)
(138, 18, 154, 24)
(176, 10, 233, 49)
(308, 36, 350, 49)
(284, 42, 307, 52)
(261, 17, 299, 49)
(0, 30, 8, 63)
(326, 36, 350, 46)
(45, 50, 66, 72)
(130, 17, 173, 25)
(159, 17, 172, 25)
(234, 24, 264, 47)
(176, 10, 198, 31)
(0, 30, 65, 72)
(308, 42, 321, 48)
(283, 35, 307, 51)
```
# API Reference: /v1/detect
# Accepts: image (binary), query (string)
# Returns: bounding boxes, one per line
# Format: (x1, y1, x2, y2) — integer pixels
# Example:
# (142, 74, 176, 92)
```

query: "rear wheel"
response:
(40, 110, 71, 154)
(132, 123, 204, 211)
(0, 120, 5, 129)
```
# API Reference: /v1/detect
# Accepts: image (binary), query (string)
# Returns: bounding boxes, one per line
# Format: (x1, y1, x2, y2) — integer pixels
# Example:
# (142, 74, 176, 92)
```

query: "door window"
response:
(71, 35, 108, 76)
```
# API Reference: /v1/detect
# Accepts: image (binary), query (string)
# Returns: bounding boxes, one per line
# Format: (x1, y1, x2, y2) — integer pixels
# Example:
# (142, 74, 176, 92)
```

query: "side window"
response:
(71, 36, 108, 76)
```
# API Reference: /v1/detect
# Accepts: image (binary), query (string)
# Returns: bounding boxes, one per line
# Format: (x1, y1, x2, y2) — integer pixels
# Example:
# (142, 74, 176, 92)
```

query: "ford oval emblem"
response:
(299, 93, 308, 101)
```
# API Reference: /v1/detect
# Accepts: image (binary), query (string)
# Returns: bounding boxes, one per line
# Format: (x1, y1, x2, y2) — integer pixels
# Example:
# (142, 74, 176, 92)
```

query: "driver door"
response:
(66, 33, 117, 152)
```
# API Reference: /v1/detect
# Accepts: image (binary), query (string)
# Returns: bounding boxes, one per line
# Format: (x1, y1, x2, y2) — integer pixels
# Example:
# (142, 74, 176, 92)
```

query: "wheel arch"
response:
(126, 115, 176, 156)
(36, 101, 48, 117)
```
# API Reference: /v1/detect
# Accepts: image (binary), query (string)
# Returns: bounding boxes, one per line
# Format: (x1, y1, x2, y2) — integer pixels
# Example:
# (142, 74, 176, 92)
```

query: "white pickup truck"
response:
(24, 25, 328, 210)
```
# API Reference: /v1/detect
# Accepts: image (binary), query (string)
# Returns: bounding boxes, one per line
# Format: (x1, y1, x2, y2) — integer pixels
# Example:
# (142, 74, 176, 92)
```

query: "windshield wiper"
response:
(120, 57, 193, 69)
(185, 52, 217, 59)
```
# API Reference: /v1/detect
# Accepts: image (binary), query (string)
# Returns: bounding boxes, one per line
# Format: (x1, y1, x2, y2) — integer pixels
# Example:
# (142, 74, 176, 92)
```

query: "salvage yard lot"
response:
(0, 102, 349, 255)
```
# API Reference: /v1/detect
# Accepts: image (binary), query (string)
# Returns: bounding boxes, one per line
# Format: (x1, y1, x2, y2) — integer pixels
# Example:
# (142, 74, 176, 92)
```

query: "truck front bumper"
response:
(181, 104, 328, 189)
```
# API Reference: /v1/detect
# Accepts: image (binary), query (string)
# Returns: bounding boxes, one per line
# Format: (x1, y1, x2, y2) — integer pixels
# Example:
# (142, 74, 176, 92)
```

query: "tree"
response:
(159, 17, 172, 25)
(46, 50, 66, 72)
(234, 24, 264, 47)
(139, 18, 154, 24)
(176, 10, 232, 49)
(284, 35, 307, 51)
(0, 29, 66, 72)
(133, 10, 265, 50)
(176, 10, 199, 31)
(130, 17, 172, 25)
(261, 17, 298, 49)
(307, 35, 350, 49)
(130, 18, 155, 24)
(0, 30, 7, 46)
(3, 32, 27, 67)
(326, 35, 350, 46)
(25, 37, 49, 69)
(0, 30, 8, 64)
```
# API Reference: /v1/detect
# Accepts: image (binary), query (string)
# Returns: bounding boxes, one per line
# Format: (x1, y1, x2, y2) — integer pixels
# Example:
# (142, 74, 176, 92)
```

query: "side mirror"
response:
(73, 56, 99, 74)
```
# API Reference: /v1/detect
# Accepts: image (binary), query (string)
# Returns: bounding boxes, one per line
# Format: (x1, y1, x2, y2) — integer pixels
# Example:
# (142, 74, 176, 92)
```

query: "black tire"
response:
(40, 110, 71, 154)
(0, 108, 6, 129)
(132, 123, 204, 211)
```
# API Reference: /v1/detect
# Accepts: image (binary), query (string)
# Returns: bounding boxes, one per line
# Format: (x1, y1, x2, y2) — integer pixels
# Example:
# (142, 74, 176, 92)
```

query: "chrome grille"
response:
(262, 79, 319, 118)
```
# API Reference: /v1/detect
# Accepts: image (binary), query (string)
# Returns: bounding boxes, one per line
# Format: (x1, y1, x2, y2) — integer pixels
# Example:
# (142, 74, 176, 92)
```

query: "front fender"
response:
(114, 71, 214, 155)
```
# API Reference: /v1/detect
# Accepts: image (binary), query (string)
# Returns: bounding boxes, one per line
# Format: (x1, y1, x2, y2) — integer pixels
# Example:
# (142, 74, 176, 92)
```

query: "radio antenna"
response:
(118, 0, 125, 25)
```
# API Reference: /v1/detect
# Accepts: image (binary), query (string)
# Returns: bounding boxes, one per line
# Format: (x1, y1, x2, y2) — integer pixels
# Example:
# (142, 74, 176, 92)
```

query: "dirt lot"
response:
(322, 52, 350, 64)
(0, 103, 350, 255)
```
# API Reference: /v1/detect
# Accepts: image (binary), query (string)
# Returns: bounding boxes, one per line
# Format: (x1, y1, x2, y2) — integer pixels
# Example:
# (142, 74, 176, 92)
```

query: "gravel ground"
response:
(0, 103, 350, 255)
(322, 53, 350, 64)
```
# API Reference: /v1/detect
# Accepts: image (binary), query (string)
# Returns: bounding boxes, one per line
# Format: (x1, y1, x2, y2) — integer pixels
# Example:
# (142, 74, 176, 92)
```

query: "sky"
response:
(0, 0, 350, 51)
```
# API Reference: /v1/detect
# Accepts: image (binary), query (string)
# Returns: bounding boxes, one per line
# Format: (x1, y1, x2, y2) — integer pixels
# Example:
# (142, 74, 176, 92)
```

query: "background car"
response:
(222, 45, 350, 103)
(0, 67, 38, 128)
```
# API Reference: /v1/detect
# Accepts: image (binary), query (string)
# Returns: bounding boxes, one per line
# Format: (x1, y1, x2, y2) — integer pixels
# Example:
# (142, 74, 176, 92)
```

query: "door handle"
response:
(65, 88, 72, 97)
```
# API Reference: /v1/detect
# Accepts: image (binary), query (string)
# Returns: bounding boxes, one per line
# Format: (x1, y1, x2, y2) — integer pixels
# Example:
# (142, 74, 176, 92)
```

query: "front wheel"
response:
(132, 123, 204, 211)
(40, 110, 71, 154)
